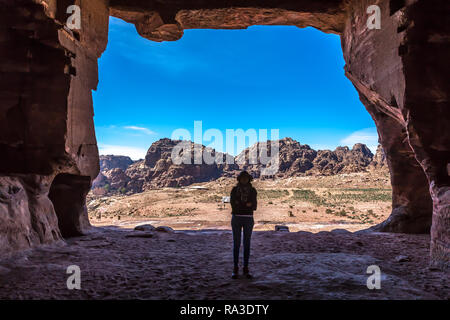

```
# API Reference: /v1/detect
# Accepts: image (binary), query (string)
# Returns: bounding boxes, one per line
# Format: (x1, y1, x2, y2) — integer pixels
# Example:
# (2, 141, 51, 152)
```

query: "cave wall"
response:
(0, 0, 108, 253)
(342, 0, 449, 269)
(400, 0, 450, 269)
(341, 0, 434, 234)
(0, 0, 448, 269)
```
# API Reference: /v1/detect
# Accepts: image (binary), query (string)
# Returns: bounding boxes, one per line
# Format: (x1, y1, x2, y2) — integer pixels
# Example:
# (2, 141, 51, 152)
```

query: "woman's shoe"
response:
(231, 266, 239, 279)
(243, 266, 253, 279)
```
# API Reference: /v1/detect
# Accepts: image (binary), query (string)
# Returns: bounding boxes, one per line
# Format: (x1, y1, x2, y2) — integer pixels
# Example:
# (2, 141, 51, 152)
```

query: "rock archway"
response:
(0, 0, 448, 269)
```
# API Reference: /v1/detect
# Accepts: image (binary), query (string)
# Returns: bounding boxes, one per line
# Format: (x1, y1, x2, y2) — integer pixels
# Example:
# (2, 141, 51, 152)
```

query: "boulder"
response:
(134, 224, 156, 232)
(275, 225, 290, 232)
(155, 226, 174, 233)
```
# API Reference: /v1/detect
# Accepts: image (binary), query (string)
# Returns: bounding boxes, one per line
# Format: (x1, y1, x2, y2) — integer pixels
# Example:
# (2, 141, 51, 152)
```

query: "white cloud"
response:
(98, 144, 147, 161)
(309, 144, 336, 151)
(123, 126, 156, 135)
(340, 127, 379, 153)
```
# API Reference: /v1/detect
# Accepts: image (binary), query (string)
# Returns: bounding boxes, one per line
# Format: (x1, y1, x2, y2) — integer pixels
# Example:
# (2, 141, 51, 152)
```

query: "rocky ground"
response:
(0, 227, 448, 299)
(1, 172, 447, 300)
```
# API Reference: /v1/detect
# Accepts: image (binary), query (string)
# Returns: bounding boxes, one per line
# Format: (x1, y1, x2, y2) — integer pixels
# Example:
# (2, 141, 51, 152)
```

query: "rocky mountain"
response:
(312, 143, 374, 175)
(92, 155, 134, 193)
(91, 137, 388, 195)
(141, 138, 236, 188)
(235, 137, 317, 178)
(99, 155, 134, 171)
(369, 144, 388, 170)
(234, 138, 376, 177)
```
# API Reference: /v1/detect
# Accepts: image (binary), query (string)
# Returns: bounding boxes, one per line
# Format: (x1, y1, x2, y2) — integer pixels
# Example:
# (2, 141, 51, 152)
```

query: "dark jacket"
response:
(230, 183, 257, 215)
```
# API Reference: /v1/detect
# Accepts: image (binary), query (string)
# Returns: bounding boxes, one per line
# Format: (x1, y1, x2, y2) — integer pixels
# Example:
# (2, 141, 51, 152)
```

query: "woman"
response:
(230, 170, 257, 279)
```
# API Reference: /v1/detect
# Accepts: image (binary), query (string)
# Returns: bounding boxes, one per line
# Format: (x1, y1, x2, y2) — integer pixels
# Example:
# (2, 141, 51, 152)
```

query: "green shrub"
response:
(292, 189, 327, 206)
(259, 189, 289, 200)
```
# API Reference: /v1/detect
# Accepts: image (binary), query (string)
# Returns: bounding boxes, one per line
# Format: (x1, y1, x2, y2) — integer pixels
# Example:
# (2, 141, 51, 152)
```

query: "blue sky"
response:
(93, 17, 378, 160)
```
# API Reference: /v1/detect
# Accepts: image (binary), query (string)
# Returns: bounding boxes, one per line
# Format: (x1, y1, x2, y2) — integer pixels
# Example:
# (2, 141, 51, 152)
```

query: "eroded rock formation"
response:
(0, 0, 448, 269)
(235, 138, 378, 178)
(99, 155, 134, 172)
(1, 0, 109, 250)
(341, 0, 448, 260)
(369, 145, 388, 170)
(91, 138, 384, 194)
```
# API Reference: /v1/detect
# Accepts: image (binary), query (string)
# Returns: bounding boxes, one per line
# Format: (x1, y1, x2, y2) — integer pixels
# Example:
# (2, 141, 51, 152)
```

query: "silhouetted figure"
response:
(230, 170, 257, 279)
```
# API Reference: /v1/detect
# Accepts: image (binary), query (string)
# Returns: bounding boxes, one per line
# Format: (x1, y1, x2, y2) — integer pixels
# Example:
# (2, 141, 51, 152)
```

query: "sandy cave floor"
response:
(0, 226, 448, 300)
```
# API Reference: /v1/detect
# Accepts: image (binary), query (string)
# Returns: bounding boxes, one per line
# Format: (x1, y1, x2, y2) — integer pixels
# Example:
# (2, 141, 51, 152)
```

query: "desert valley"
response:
(88, 137, 391, 233)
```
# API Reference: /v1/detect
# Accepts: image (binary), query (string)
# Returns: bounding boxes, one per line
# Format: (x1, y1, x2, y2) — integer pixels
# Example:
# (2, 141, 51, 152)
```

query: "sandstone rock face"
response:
(399, 1, 450, 271)
(109, 0, 349, 41)
(369, 145, 388, 171)
(341, 0, 448, 267)
(124, 160, 151, 193)
(1, 0, 109, 252)
(0, 175, 61, 254)
(0, 0, 447, 269)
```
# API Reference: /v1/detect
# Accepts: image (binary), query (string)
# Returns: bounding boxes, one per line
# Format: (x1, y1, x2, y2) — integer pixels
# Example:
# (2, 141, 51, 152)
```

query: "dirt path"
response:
(0, 227, 448, 299)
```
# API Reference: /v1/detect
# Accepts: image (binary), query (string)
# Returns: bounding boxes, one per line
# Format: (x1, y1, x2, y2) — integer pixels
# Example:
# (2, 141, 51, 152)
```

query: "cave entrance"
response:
(89, 17, 394, 233)
(49, 173, 91, 237)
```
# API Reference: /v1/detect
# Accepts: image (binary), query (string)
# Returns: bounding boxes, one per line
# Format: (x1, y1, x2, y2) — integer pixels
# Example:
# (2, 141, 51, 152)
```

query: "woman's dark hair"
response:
(236, 170, 253, 182)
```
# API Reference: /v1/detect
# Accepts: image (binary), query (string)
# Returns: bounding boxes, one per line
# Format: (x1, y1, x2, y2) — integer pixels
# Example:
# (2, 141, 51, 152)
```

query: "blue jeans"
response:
(231, 215, 254, 268)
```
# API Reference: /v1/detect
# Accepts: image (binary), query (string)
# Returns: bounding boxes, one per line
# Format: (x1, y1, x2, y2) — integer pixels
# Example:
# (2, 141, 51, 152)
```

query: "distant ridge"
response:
(92, 137, 387, 195)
